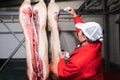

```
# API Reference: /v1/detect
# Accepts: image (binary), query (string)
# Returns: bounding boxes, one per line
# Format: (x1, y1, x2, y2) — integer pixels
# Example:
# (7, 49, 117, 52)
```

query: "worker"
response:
(58, 7, 104, 80)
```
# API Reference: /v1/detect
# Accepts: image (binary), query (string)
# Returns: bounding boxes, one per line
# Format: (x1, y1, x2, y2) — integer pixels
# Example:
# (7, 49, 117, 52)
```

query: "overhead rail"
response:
(107, 0, 119, 7)
(77, 0, 104, 15)
(84, 0, 102, 9)
(109, 0, 120, 13)
(0, 0, 79, 8)
(77, 0, 120, 15)
(77, 0, 103, 10)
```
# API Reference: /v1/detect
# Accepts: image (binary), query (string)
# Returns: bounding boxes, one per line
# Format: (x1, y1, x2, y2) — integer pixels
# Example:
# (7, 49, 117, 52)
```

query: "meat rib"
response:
(33, 0, 49, 79)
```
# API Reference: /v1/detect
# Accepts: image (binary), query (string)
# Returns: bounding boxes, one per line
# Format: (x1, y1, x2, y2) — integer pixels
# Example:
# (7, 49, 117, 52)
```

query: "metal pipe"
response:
(77, 0, 91, 11)
(0, 32, 23, 34)
(84, 0, 102, 9)
(0, 11, 18, 16)
(107, 0, 119, 7)
(0, 38, 25, 72)
(110, 3, 120, 13)
(116, 16, 120, 54)
(118, 22, 120, 57)
(103, 0, 110, 71)
(0, 19, 25, 48)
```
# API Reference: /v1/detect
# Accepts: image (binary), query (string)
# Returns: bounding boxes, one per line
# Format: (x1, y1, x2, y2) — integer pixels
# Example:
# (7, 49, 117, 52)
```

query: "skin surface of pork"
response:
(48, 0, 61, 79)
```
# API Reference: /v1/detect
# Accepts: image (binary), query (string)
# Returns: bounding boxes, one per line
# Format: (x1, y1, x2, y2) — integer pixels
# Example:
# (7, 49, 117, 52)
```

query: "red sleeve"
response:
(58, 59, 65, 76)
(74, 16, 84, 24)
(74, 16, 84, 33)
(58, 57, 82, 78)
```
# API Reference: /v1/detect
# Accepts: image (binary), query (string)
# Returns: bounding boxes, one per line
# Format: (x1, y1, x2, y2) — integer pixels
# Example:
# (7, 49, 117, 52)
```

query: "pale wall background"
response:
(0, 0, 120, 65)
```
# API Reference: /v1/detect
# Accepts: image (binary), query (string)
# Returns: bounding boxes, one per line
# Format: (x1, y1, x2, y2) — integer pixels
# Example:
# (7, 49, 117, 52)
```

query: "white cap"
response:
(75, 22, 103, 41)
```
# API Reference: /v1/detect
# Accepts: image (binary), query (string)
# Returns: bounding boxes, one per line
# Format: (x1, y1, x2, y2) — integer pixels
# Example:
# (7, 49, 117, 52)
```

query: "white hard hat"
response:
(75, 22, 103, 41)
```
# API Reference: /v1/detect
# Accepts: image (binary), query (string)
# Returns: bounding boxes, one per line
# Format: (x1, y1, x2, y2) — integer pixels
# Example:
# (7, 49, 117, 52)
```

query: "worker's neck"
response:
(81, 41, 89, 46)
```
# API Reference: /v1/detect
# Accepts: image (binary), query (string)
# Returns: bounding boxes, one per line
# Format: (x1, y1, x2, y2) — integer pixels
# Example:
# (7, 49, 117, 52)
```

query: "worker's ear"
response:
(82, 35, 88, 41)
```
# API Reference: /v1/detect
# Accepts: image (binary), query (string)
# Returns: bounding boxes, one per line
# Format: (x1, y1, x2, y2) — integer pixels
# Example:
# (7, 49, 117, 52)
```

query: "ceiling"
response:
(0, 0, 78, 8)
(77, 0, 120, 15)
(0, 0, 120, 15)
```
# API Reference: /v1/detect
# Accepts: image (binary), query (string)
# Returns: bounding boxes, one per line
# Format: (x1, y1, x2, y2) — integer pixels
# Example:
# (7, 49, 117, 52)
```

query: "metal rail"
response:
(0, 19, 25, 48)
(0, 38, 25, 72)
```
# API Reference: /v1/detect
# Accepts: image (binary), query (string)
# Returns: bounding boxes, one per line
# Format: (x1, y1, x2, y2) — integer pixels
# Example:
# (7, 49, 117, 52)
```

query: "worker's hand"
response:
(59, 52, 66, 59)
(64, 6, 77, 17)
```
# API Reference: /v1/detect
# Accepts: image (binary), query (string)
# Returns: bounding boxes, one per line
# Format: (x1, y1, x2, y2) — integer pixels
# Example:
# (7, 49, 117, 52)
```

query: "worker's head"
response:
(75, 22, 103, 43)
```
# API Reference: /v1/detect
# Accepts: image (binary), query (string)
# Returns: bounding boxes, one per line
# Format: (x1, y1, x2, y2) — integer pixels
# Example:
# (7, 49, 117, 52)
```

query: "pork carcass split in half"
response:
(48, 0, 61, 79)
(19, 0, 49, 80)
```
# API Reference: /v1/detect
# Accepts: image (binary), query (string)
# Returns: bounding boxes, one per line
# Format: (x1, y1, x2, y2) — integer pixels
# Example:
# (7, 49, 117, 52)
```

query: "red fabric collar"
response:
(70, 42, 102, 56)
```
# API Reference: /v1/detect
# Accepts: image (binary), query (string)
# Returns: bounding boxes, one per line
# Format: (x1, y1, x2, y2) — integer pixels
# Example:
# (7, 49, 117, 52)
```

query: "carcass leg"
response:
(48, 0, 61, 79)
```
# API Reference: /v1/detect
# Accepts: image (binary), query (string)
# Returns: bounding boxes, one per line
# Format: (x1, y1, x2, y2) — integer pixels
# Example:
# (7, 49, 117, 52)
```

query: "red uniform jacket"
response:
(58, 16, 103, 80)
